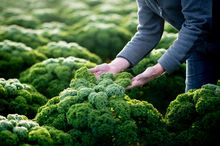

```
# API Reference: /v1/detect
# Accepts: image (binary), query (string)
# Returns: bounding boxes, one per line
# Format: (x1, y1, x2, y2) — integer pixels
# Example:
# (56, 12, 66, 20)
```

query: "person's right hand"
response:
(89, 57, 130, 78)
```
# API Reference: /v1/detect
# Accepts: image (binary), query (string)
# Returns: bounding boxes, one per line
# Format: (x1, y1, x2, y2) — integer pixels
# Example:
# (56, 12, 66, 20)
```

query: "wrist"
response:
(109, 57, 130, 73)
(152, 63, 165, 76)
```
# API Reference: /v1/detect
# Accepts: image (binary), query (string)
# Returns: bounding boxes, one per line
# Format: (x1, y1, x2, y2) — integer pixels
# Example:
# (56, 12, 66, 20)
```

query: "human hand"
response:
(126, 63, 165, 89)
(89, 57, 130, 78)
(89, 63, 119, 78)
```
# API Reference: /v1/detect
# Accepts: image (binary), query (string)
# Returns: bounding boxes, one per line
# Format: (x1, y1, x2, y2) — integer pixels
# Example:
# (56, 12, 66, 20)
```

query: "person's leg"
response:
(185, 51, 219, 92)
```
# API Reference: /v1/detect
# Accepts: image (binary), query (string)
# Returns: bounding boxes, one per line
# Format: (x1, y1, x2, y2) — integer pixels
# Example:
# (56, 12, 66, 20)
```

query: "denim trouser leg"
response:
(185, 51, 220, 92)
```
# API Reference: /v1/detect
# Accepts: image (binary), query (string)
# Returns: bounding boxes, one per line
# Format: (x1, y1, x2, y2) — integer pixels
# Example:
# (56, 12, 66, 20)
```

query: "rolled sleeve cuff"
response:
(158, 51, 180, 74)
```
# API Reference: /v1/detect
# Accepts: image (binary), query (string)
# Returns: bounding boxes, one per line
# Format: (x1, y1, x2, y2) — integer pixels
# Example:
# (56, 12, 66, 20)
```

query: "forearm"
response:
(117, 0, 164, 66)
(158, 0, 211, 73)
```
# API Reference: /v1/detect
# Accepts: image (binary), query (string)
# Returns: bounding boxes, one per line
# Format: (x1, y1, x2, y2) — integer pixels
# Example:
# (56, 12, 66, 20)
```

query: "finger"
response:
(126, 84, 140, 90)
(126, 79, 142, 90)
(94, 71, 103, 79)
(126, 85, 132, 90)
(131, 74, 143, 82)
(89, 63, 108, 73)
(128, 77, 140, 89)
(126, 82, 136, 90)
(89, 67, 99, 73)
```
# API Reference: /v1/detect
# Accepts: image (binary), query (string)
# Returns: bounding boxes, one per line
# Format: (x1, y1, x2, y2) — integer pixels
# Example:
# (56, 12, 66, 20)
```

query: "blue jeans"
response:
(185, 50, 220, 92)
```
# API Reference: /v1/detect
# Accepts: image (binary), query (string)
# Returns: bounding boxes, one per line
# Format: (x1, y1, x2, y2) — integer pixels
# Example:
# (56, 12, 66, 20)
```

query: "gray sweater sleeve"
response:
(158, 0, 211, 73)
(116, 0, 164, 66)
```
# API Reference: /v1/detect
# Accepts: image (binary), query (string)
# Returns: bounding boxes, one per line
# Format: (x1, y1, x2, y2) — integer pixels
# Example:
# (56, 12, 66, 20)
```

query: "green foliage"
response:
(194, 84, 220, 115)
(44, 126, 73, 146)
(94, 2, 136, 15)
(87, 109, 115, 144)
(131, 49, 166, 75)
(105, 83, 125, 98)
(13, 126, 28, 140)
(59, 88, 77, 100)
(120, 13, 138, 34)
(0, 120, 14, 131)
(35, 67, 167, 146)
(19, 57, 96, 98)
(67, 22, 132, 60)
(114, 72, 133, 87)
(164, 22, 178, 33)
(36, 41, 102, 64)
(0, 114, 36, 145)
(164, 83, 220, 145)
(0, 113, 73, 145)
(99, 72, 114, 81)
(0, 130, 19, 146)
(32, 8, 65, 23)
(1, 7, 25, 18)
(35, 103, 68, 131)
(164, 91, 197, 131)
(67, 129, 95, 146)
(2, 1, 219, 145)
(0, 25, 49, 48)
(74, 66, 97, 84)
(67, 13, 123, 27)
(0, 78, 47, 119)
(69, 67, 98, 90)
(88, 92, 108, 109)
(128, 99, 163, 127)
(28, 127, 52, 145)
(63, 10, 92, 25)
(67, 102, 92, 129)
(3, 15, 41, 29)
(0, 40, 47, 79)
(155, 32, 177, 49)
(38, 22, 69, 42)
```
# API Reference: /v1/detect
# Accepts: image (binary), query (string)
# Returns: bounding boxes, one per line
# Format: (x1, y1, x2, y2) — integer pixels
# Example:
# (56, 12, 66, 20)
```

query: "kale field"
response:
(0, 0, 219, 145)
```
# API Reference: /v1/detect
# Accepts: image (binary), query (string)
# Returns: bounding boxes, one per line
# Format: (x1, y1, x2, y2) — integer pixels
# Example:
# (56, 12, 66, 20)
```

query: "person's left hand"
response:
(126, 63, 165, 89)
